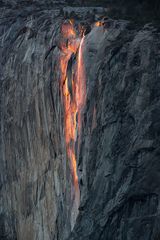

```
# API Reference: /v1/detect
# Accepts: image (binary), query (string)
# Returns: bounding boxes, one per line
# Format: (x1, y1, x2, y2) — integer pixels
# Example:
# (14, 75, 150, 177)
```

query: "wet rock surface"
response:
(0, 1, 160, 240)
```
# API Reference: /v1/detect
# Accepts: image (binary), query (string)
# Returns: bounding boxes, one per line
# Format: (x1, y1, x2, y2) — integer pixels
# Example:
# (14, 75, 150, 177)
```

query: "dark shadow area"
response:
(66, 0, 160, 23)
(155, 233, 160, 240)
(107, 0, 160, 23)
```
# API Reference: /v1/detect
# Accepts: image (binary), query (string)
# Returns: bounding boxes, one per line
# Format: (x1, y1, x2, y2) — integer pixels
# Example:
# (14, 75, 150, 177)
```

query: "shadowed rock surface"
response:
(0, 1, 160, 240)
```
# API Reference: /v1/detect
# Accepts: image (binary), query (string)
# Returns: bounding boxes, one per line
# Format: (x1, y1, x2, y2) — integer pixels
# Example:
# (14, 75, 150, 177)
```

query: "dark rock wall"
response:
(0, 2, 160, 240)
(0, 6, 75, 240)
(70, 21, 160, 240)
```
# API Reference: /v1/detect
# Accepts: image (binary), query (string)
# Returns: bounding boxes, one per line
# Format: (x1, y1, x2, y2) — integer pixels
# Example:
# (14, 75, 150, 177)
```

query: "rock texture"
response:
(70, 21, 160, 240)
(0, 4, 74, 240)
(0, 1, 160, 240)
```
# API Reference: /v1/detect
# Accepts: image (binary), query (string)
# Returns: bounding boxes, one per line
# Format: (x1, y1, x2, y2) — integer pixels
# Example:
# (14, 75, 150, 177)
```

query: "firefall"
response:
(60, 21, 86, 196)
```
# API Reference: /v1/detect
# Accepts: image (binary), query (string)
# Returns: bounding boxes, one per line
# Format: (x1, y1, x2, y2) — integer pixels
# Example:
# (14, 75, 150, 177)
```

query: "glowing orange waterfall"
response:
(59, 22, 90, 229)
(59, 22, 86, 202)
(76, 35, 86, 133)
(57, 19, 104, 227)
(59, 19, 103, 226)
(60, 54, 79, 189)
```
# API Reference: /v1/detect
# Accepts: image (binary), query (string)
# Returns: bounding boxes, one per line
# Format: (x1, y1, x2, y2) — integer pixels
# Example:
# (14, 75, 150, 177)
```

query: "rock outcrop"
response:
(0, 2, 160, 240)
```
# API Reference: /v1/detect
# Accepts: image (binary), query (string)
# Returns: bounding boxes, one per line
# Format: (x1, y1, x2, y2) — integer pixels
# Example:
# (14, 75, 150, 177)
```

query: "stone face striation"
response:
(69, 21, 160, 240)
(0, 2, 160, 240)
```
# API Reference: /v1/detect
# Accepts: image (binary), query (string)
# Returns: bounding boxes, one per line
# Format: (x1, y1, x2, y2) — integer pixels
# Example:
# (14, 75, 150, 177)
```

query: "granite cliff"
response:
(0, 1, 160, 240)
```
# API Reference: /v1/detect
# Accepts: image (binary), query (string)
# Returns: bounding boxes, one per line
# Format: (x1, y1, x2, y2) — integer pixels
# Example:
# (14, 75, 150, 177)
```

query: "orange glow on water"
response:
(76, 35, 86, 134)
(95, 21, 104, 27)
(67, 148, 79, 186)
(68, 39, 78, 54)
(57, 19, 104, 222)
(59, 21, 86, 192)
(59, 20, 102, 194)
(61, 21, 76, 39)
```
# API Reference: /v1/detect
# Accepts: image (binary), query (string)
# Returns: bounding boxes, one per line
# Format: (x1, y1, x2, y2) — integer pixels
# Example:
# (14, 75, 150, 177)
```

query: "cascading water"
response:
(59, 21, 86, 227)
(59, 20, 101, 228)
(76, 34, 86, 140)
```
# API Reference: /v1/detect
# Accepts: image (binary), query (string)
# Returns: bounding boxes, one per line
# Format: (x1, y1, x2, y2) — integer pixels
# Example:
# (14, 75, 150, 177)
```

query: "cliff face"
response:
(70, 21, 160, 239)
(0, 2, 160, 240)
(0, 5, 74, 240)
